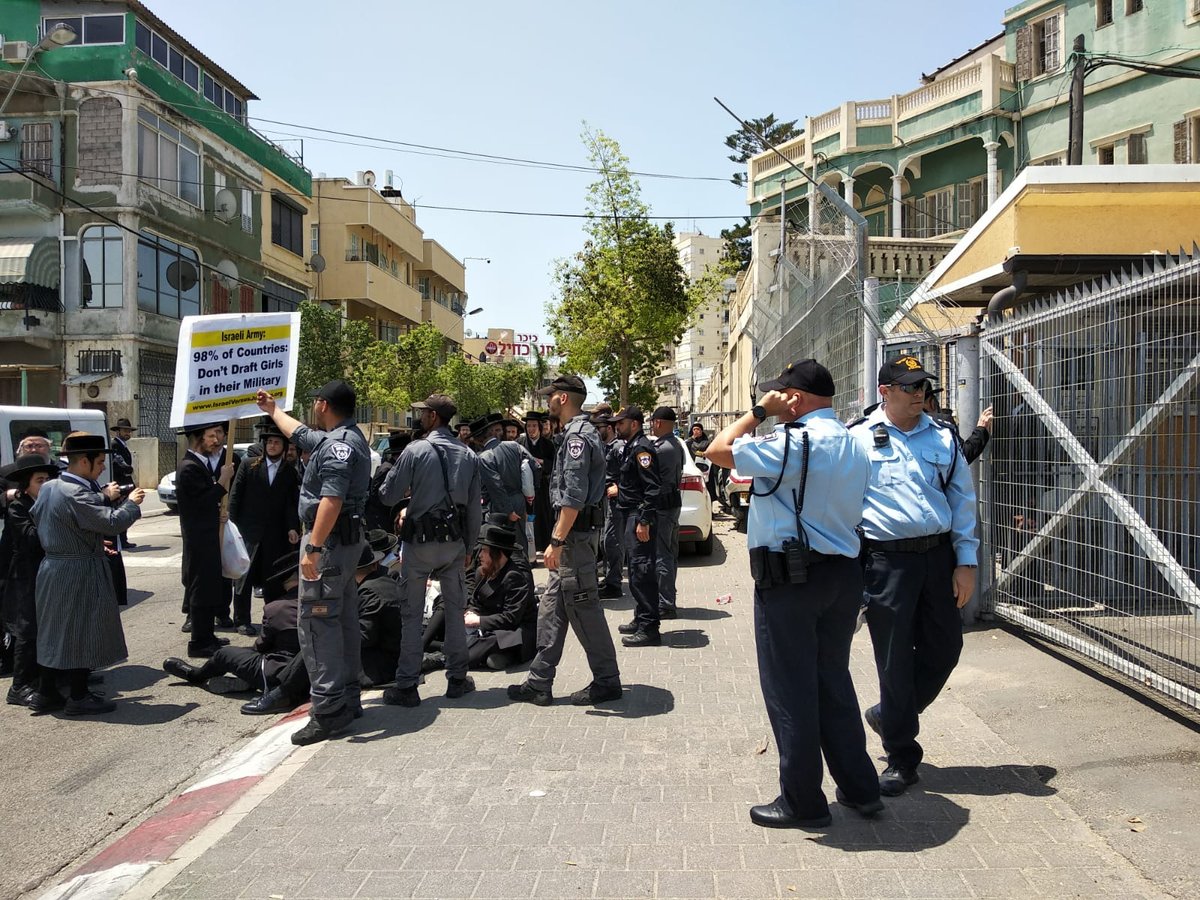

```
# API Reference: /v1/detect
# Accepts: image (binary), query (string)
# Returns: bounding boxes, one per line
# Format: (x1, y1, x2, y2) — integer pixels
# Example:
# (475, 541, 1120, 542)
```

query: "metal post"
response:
(20, 367, 28, 405)
(1067, 34, 1087, 165)
(862, 278, 880, 409)
(955, 334, 983, 623)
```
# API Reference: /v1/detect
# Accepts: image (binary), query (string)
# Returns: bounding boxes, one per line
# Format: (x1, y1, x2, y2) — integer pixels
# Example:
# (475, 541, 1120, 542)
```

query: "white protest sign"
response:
(169, 311, 300, 429)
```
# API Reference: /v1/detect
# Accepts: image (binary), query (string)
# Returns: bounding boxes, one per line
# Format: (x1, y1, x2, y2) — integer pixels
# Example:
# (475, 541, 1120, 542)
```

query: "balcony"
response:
(422, 298, 464, 344)
(866, 237, 959, 281)
(322, 260, 423, 323)
(0, 171, 60, 220)
(420, 240, 465, 292)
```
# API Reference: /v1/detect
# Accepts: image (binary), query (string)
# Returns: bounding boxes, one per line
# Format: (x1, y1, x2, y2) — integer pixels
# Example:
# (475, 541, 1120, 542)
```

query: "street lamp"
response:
(463, 257, 491, 265)
(466, 307, 483, 316)
(0, 22, 77, 116)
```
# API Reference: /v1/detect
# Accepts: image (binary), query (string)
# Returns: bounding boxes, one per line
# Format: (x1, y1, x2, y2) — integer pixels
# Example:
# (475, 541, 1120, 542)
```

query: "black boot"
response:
(163, 657, 207, 684)
(291, 706, 354, 746)
(241, 686, 293, 715)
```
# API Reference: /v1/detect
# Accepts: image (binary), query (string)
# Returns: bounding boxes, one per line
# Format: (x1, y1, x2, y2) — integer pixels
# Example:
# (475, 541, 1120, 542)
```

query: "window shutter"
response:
(957, 184, 973, 229)
(238, 285, 255, 313)
(1174, 120, 1191, 164)
(1015, 25, 1033, 81)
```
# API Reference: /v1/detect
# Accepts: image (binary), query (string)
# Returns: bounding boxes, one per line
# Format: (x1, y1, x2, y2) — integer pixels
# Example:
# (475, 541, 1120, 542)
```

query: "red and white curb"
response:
(40, 706, 315, 900)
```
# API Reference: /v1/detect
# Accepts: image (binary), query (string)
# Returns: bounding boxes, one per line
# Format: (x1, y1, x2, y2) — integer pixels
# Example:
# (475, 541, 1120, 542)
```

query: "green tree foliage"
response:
(722, 114, 802, 270)
(296, 300, 344, 401)
(547, 126, 695, 408)
(395, 323, 446, 403)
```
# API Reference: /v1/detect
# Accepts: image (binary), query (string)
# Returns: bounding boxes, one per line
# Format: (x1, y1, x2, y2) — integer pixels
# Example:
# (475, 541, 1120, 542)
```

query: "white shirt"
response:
(266, 457, 279, 486)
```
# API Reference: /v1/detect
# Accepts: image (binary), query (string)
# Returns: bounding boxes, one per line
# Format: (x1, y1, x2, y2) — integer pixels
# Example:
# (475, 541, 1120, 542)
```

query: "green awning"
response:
(0, 238, 60, 288)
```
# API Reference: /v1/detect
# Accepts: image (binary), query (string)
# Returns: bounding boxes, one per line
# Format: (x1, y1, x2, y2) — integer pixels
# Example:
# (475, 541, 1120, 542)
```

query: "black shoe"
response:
(6, 685, 35, 707)
(87, 671, 105, 687)
(163, 657, 204, 683)
(186, 641, 222, 659)
(835, 788, 885, 817)
(749, 800, 832, 830)
(291, 707, 354, 746)
(236, 624, 258, 637)
(123, 541, 137, 549)
(64, 693, 117, 716)
(445, 675, 476, 699)
(28, 691, 65, 714)
(420, 651, 446, 674)
(617, 620, 639, 635)
(241, 686, 292, 715)
(569, 682, 623, 706)
(621, 629, 661, 647)
(864, 703, 882, 737)
(215, 616, 235, 629)
(598, 585, 623, 599)
(879, 765, 920, 797)
(180, 616, 192, 634)
(507, 682, 552, 707)
(658, 606, 678, 619)
(382, 685, 421, 707)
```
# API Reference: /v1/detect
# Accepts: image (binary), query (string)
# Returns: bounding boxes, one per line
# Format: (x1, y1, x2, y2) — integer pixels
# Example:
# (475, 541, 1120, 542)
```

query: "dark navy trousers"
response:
(623, 515, 659, 632)
(754, 556, 879, 819)
(863, 541, 963, 770)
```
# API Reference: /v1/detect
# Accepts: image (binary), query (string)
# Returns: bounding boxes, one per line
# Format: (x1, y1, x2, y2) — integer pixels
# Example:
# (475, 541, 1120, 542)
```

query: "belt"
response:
(863, 532, 950, 553)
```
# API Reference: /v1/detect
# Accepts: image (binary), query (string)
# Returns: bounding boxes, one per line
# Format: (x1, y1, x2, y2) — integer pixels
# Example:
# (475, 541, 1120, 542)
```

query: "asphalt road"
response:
(0, 497, 280, 900)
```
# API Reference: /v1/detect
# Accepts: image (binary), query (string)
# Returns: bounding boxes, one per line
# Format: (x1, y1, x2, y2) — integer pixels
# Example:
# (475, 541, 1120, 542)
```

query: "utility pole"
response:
(1067, 35, 1088, 165)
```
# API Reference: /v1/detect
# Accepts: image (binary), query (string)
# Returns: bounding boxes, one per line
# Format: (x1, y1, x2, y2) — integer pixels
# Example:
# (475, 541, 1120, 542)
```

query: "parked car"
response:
(676, 442, 715, 555)
(720, 468, 752, 532)
(156, 471, 178, 512)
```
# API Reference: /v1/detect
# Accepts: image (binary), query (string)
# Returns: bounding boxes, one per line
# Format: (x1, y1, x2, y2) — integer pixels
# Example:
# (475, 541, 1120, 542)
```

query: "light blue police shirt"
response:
(732, 408, 868, 557)
(849, 406, 979, 566)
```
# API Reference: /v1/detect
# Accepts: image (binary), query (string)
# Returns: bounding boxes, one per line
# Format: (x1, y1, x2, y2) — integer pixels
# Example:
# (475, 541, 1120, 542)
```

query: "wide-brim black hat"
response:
(263, 551, 300, 599)
(0, 453, 59, 482)
(109, 417, 137, 432)
(61, 433, 110, 455)
(177, 421, 227, 437)
(479, 523, 520, 555)
(523, 411, 545, 423)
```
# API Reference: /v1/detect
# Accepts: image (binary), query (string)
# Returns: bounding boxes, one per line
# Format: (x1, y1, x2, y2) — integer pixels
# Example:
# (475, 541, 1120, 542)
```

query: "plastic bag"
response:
(221, 519, 251, 579)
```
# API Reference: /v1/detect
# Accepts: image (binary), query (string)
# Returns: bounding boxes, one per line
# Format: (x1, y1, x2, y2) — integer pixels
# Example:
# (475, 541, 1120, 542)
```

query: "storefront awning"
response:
(62, 372, 115, 387)
(0, 238, 60, 288)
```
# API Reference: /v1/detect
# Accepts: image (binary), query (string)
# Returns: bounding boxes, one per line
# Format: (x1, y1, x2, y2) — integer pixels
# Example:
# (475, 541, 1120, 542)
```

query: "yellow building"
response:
(259, 169, 314, 312)
(417, 239, 466, 346)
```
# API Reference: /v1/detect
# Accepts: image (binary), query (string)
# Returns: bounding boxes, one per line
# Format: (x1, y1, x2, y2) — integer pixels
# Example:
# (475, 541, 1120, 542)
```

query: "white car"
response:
(676, 441, 715, 555)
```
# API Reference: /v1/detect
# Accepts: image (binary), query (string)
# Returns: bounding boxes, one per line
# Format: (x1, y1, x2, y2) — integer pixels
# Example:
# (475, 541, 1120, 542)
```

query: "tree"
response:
(394, 323, 445, 403)
(722, 114, 802, 270)
(547, 126, 696, 408)
(296, 300, 344, 401)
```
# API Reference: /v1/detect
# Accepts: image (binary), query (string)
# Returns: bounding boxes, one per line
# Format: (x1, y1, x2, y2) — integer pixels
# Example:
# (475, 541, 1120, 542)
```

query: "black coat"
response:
(227, 456, 300, 568)
(176, 452, 225, 584)
(110, 438, 135, 486)
(1, 493, 43, 629)
(471, 558, 536, 637)
(518, 434, 556, 548)
(253, 593, 300, 684)
(358, 570, 403, 654)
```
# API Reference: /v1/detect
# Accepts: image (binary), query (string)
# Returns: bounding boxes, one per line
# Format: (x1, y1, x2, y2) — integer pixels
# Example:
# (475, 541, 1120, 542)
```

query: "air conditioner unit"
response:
(2, 41, 31, 63)
(0, 120, 11, 142)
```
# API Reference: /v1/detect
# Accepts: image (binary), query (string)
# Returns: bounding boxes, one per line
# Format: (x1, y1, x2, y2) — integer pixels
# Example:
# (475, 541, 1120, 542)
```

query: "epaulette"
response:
(846, 415, 869, 429)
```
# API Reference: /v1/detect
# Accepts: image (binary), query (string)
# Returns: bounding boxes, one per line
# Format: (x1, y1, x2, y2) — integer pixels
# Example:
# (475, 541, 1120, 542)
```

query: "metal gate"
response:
(980, 250, 1200, 711)
(137, 348, 178, 479)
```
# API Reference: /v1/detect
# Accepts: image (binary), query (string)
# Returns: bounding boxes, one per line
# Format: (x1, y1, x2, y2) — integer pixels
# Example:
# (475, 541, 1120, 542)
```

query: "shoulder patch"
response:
(330, 441, 352, 462)
(566, 436, 585, 459)
(756, 432, 779, 443)
(637, 451, 653, 469)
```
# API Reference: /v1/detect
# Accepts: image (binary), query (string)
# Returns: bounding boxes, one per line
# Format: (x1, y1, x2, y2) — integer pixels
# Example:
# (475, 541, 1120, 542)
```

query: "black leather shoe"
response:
(421, 651, 446, 674)
(122, 541, 137, 549)
(382, 685, 421, 707)
(186, 641, 222, 659)
(215, 616, 235, 629)
(28, 691, 65, 714)
(569, 682, 623, 706)
(879, 765, 920, 796)
(241, 686, 292, 715)
(749, 800, 832, 829)
(445, 675, 476, 699)
(621, 629, 661, 647)
(291, 707, 353, 746)
(6, 685, 35, 707)
(180, 616, 192, 634)
(835, 788, 885, 817)
(65, 693, 117, 716)
(598, 585, 623, 599)
(658, 606, 678, 619)
(163, 657, 204, 683)
(506, 682, 552, 706)
(236, 624, 258, 637)
(864, 703, 882, 737)
(617, 620, 639, 635)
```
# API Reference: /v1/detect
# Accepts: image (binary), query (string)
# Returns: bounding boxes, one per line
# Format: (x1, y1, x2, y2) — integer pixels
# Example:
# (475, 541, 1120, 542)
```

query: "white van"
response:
(0, 405, 110, 483)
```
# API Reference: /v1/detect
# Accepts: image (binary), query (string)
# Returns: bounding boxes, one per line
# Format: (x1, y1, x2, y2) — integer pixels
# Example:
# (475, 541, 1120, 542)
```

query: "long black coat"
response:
(110, 438, 135, 486)
(1, 493, 42, 637)
(227, 455, 300, 575)
(176, 452, 226, 606)
(253, 593, 300, 685)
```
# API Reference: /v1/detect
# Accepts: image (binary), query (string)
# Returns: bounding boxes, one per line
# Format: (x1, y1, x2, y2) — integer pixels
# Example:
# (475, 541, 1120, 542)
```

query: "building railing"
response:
(867, 238, 958, 279)
(855, 100, 893, 122)
(897, 62, 982, 116)
(810, 108, 841, 140)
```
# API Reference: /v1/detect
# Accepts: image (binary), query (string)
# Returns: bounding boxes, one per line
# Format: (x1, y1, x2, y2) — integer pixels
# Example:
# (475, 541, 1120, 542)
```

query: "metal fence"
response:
(137, 348, 179, 479)
(980, 250, 1200, 711)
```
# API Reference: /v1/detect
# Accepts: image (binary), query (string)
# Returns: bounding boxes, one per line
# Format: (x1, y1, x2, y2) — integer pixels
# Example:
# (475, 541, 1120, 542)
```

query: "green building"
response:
(0, 0, 311, 475)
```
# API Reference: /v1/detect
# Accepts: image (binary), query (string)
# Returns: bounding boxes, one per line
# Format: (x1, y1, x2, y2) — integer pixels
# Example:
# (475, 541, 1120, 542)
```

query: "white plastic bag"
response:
(221, 519, 251, 579)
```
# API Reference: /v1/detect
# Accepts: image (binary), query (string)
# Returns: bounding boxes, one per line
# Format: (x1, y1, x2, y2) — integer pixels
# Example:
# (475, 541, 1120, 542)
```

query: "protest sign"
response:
(169, 311, 301, 429)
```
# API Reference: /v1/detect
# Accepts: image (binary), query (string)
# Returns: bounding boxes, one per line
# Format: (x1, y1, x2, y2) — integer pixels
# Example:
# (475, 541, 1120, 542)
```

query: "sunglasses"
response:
(889, 379, 931, 395)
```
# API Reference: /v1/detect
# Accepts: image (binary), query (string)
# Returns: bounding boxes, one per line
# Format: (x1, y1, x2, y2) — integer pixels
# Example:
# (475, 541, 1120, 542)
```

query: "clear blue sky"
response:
(159, 0, 1001, 339)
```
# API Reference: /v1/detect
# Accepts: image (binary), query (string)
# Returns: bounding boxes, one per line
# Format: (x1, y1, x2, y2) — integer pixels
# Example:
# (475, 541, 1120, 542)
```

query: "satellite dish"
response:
(363, 170, 376, 187)
(308, 253, 326, 273)
(215, 258, 239, 290)
(165, 259, 199, 292)
(213, 187, 237, 223)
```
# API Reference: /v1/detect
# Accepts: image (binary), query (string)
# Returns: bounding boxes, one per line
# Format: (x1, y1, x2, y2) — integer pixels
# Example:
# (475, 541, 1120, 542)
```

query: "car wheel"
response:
(166, 503, 178, 514)
(695, 528, 715, 556)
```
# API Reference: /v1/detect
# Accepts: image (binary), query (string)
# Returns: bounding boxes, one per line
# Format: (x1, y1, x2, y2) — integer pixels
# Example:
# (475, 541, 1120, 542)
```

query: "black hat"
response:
(259, 421, 288, 442)
(759, 358, 836, 397)
(650, 406, 677, 422)
(610, 405, 644, 423)
(355, 543, 386, 570)
(523, 411, 545, 423)
(61, 432, 109, 455)
(468, 416, 488, 435)
(178, 420, 226, 437)
(412, 393, 457, 422)
(478, 523, 519, 555)
(500, 418, 520, 431)
(109, 417, 137, 432)
(486, 412, 503, 424)
(367, 528, 398, 556)
(537, 374, 587, 398)
(263, 551, 300, 599)
(387, 429, 411, 452)
(878, 355, 935, 387)
(0, 453, 59, 483)
(311, 379, 357, 411)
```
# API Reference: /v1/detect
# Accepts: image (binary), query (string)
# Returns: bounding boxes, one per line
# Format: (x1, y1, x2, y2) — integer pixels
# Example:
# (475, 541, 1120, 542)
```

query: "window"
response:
(270, 195, 303, 255)
(310, 224, 320, 256)
(348, 234, 361, 261)
(1097, 144, 1115, 165)
(80, 226, 123, 309)
(925, 187, 954, 237)
(262, 279, 305, 313)
(417, 276, 430, 299)
(958, 178, 986, 229)
(241, 187, 254, 234)
(379, 321, 401, 343)
(20, 122, 52, 179)
(42, 15, 124, 46)
(1097, 0, 1114, 27)
(1126, 0, 1144, 13)
(137, 110, 200, 206)
(137, 231, 200, 319)
(1174, 118, 1197, 164)
(1127, 133, 1148, 165)
(136, 20, 244, 120)
(1021, 11, 1063, 78)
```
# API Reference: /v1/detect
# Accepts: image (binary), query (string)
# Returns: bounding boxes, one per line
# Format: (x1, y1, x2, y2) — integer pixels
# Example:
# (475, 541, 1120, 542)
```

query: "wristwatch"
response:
(751, 404, 767, 421)
(550, 536, 567, 548)
(304, 543, 324, 555)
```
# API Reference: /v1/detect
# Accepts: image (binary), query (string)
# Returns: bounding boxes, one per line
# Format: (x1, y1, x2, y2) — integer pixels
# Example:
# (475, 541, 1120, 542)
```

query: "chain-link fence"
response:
(980, 250, 1200, 711)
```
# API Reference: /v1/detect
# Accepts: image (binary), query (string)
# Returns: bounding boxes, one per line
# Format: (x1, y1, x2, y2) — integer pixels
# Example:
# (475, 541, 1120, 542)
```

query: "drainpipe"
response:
(985, 269, 1027, 322)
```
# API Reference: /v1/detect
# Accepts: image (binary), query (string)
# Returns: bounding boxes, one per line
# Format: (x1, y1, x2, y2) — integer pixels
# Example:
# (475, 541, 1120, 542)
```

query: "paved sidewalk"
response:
(146, 522, 1168, 900)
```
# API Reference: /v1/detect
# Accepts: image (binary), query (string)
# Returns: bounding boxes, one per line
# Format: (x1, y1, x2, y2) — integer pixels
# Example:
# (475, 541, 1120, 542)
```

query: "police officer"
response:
(256, 380, 371, 747)
(380, 394, 482, 705)
(849, 356, 978, 796)
(594, 408, 626, 600)
(611, 406, 662, 647)
(478, 420, 536, 562)
(707, 358, 882, 829)
(649, 406, 684, 618)
(508, 375, 622, 706)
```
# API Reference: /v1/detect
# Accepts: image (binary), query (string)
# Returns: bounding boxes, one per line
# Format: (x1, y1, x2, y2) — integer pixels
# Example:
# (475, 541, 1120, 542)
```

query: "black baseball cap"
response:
(610, 405, 645, 423)
(311, 379, 357, 410)
(758, 358, 836, 397)
(537, 374, 587, 397)
(412, 394, 458, 422)
(878, 356, 936, 386)
(650, 406, 677, 422)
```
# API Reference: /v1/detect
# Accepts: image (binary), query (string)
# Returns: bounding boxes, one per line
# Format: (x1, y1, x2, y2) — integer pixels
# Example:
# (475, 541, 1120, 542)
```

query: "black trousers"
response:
(864, 542, 963, 770)
(198, 646, 310, 702)
(1, 588, 38, 694)
(754, 557, 879, 819)
(423, 608, 530, 670)
(623, 515, 659, 632)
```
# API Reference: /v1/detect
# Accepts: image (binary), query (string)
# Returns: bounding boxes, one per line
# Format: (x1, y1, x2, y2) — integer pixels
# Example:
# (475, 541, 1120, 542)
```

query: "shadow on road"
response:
(917, 762, 1059, 797)
(122, 589, 155, 610)
(813, 791, 971, 851)
(584, 683, 675, 719)
(347, 703, 441, 743)
(123, 544, 169, 553)
(110, 663, 167, 692)
(675, 606, 731, 622)
(680, 534, 727, 567)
